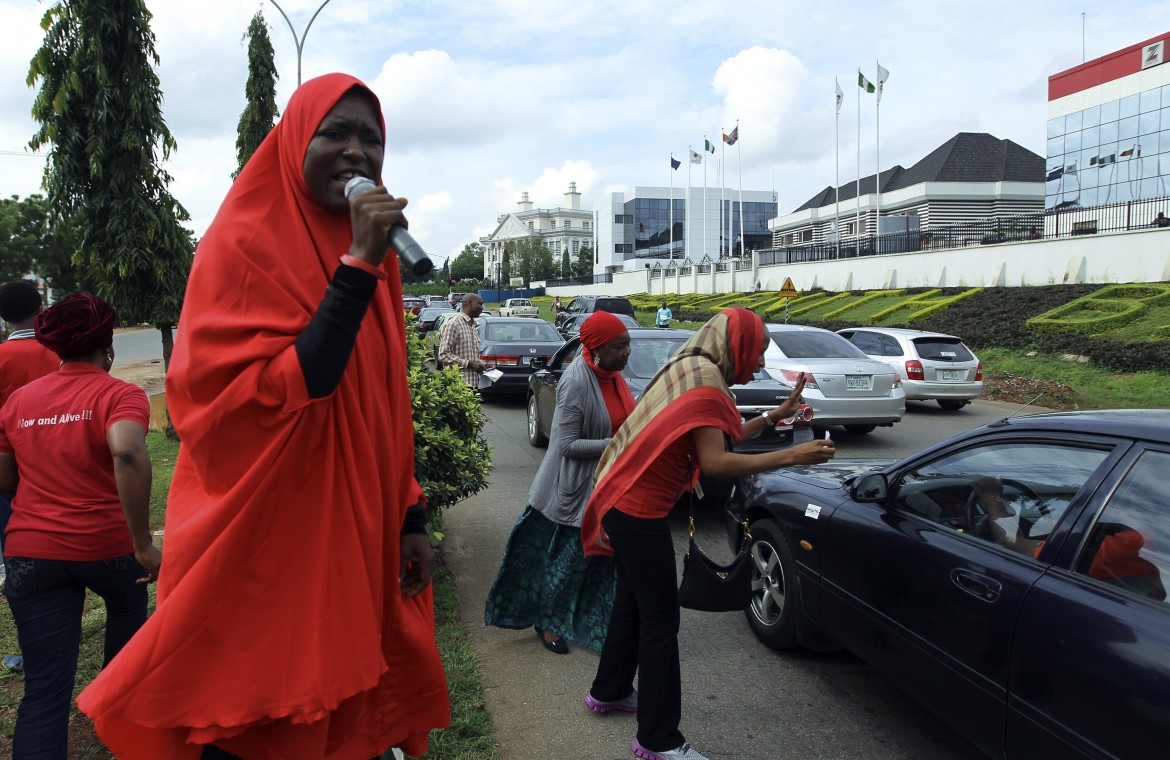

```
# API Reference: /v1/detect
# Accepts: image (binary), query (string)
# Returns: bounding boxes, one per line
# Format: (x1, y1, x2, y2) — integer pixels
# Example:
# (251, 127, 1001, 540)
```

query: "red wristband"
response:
(340, 254, 388, 280)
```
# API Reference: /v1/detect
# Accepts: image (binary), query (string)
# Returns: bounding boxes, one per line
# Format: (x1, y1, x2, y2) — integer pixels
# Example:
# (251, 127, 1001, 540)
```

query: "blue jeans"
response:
(3, 554, 148, 760)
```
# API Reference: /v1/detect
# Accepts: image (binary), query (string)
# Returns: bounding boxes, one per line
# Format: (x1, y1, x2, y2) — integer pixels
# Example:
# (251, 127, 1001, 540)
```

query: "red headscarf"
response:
(78, 74, 449, 759)
(34, 293, 116, 359)
(579, 310, 636, 427)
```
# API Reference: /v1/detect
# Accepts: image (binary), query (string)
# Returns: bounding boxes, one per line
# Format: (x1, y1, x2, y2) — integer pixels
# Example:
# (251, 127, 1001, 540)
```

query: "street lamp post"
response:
(267, 0, 334, 86)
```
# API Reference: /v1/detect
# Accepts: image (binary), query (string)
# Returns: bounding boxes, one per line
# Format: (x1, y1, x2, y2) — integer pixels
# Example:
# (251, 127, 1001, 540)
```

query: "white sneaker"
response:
(631, 739, 710, 760)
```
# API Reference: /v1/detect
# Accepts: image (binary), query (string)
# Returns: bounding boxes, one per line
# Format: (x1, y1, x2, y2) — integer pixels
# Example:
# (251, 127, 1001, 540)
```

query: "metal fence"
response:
(757, 195, 1170, 265)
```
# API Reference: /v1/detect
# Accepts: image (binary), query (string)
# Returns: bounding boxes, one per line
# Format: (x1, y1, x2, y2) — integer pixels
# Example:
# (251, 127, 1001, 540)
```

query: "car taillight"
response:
(780, 369, 818, 389)
(905, 360, 924, 380)
(483, 354, 519, 366)
(975, 361, 983, 381)
(892, 375, 902, 387)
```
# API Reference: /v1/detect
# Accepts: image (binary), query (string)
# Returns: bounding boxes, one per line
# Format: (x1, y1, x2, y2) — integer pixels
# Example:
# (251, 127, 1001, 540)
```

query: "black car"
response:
(416, 306, 453, 336)
(526, 328, 813, 453)
(553, 295, 636, 328)
(724, 409, 1170, 760)
(477, 317, 565, 398)
(557, 312, 640, 341)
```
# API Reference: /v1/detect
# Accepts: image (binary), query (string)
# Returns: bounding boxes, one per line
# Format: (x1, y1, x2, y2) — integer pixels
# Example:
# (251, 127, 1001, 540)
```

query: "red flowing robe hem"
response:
(581, 388, 741, 557)
(86, 681, 450, 760)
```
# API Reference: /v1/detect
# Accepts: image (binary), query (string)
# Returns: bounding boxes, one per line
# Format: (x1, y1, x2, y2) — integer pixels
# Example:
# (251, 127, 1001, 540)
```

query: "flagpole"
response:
(737, 120, 744, 259)
(875, 60, 882, 246)
(703, 136, 709, 260)
(687, 146, 693, 261)
(856, 73, 861, 257)
(669, 156, 674, 261)
(835, 78, 841, 260)
(720, 128, 726, 259)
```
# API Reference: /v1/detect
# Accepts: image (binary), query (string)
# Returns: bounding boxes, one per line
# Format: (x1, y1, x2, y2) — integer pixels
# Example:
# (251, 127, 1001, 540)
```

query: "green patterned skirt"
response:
(484, 505, 616, 652)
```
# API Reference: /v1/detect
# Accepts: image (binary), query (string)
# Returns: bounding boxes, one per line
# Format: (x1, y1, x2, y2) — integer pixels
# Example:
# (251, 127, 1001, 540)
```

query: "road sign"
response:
(778, 277, 799, 298)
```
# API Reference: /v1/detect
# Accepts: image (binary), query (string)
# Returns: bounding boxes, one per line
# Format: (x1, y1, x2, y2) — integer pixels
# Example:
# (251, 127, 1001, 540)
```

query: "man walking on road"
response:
(439, 293, 494, 387)
(656, 303, 673, 329)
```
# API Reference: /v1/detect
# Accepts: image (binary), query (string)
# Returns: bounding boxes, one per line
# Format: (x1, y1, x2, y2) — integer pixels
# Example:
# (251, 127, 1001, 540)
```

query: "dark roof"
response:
(795, 133, 1045, 212)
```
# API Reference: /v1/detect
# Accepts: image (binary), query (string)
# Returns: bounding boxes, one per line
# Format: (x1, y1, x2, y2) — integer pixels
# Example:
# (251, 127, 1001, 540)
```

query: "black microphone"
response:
(343, 177, 434, 276)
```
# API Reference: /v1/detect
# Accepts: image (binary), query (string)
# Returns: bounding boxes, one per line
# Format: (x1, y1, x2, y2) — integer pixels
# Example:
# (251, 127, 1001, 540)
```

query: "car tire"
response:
(937, 399, 967, 411)
(527, 394, 548, 448)
(744, 518, 800, 651)
(843, 424, 876, 434)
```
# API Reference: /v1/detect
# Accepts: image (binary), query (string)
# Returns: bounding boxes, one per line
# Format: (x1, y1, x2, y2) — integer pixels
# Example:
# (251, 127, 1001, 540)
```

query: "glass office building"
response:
(1047, 33, 1170, 208)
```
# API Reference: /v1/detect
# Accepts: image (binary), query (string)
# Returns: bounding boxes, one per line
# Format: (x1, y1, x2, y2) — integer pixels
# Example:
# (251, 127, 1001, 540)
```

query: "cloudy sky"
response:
(0, 0, 1162, 266)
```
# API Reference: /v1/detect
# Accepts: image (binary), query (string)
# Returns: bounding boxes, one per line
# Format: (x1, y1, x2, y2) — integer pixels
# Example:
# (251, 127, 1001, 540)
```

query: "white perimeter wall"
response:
(546, 229, 1170, 297)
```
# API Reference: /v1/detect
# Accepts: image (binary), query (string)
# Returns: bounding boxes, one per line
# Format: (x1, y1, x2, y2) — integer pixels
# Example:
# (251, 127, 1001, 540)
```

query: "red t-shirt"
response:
(0, 335, 59, 408)
(614, 433, 692, 519)
(0, 362, 150, 561)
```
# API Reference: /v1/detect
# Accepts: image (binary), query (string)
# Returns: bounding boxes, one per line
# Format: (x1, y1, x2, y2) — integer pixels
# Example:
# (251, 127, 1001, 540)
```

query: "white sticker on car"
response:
(804, 503, 822, 519)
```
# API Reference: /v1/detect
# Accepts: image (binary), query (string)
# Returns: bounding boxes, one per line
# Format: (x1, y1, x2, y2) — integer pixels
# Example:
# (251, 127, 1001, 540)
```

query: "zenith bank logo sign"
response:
(1142, 40, 1165, 69)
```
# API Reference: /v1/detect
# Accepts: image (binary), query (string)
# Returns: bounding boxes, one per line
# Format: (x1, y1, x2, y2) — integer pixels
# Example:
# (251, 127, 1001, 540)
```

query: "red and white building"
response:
(1047, 32, 1170, 208)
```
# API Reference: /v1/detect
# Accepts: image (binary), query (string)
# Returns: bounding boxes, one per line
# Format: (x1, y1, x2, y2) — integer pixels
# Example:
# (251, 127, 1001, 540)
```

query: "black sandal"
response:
(534, 626, 569, 655)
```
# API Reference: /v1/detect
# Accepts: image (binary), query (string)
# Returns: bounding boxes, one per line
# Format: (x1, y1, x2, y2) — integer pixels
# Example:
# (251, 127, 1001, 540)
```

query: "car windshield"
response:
(483, 322, 562, 342)
(420, 308, 448, 319)
(625, 336, 689, 378)
(770, 330, 869, 359)
(912, 338, 975, 362)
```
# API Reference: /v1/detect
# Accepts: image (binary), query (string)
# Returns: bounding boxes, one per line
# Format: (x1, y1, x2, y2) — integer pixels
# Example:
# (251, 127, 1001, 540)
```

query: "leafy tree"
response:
(560, 250, 570, 279)
(573, 244, 594, 279)
(450, 241, 484, 280)
(0, 194, 89, 294)
(406, 325, 492, 514)
(501, 246, 511, 284)
(234, 10, 279, 178)
(28, 0, 193, 359)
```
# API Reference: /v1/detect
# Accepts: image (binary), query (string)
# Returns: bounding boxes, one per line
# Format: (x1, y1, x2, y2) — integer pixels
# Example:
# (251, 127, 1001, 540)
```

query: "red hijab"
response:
(579, 310, 636, 430)
(78, 74, 449, 759)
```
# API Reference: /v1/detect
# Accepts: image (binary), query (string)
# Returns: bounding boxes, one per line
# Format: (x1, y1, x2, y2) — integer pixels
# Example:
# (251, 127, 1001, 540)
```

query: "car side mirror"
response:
(531, 356, 547, 370)
(851, 472, 888, 502)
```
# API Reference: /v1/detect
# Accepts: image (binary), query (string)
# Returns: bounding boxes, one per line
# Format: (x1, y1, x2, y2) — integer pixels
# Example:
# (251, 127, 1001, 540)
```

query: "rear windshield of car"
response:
(595, 298, 635, 316)
(624, 337, 688, 378)
(483, 321, 562, 342)
(769, 330, 868, 359)
(911, 338, 975, 362)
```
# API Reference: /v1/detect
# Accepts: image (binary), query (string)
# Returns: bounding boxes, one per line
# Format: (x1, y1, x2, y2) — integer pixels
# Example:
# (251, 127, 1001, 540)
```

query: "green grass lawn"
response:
(0, 433, 495, 758)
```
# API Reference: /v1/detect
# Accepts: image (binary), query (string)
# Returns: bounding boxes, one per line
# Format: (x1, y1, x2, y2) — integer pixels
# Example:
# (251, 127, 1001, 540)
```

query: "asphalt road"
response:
(441, 396, 1050, 760)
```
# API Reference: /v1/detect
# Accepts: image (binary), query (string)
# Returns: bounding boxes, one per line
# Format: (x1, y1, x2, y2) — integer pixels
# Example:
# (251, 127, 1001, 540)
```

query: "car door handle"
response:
(950, 568, 1002, 602)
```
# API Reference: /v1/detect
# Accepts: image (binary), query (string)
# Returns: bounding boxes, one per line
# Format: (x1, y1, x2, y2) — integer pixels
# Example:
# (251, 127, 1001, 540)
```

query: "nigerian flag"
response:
(858, 70, 875, 93)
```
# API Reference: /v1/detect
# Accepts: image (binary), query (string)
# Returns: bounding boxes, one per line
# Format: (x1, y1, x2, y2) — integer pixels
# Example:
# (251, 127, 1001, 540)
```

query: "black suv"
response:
(553, 295, 636, 327)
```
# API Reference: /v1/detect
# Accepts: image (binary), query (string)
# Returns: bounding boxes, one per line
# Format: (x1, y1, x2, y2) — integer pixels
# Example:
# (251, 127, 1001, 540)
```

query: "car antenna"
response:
(992, 392, 1046, 427)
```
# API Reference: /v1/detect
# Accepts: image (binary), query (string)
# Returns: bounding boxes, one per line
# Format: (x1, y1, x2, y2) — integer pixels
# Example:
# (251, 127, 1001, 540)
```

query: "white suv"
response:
(837, 327, 982, 410)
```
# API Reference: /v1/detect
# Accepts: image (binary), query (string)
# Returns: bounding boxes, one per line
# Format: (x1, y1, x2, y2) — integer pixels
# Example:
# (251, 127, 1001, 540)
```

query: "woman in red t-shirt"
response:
(580, 308, 836, 760)
(0, 294, 158, 759)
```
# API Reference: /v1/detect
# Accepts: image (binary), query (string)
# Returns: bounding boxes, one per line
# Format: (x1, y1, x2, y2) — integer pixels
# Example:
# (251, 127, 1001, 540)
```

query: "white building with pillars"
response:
(479, 183, 594, 283)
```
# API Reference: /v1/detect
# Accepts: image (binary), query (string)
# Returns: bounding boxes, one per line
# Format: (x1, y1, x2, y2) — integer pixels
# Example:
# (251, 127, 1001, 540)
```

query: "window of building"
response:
(572, 240, 579, 254)
(550, 220, 557, 228)
(615, 243, 633, 254)
(563, 219, 571, 229)
(528, 221, 533, 230)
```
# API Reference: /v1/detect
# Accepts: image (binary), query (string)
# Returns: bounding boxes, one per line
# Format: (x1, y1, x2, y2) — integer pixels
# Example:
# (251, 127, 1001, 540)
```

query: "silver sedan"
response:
(762, 323, 905, 434)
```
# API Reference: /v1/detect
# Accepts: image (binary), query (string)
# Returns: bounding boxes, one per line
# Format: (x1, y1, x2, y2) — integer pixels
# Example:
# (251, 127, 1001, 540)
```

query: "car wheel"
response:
(937, 399, 967, 411)
(527, 394, 548, 448)
(744, 519, 800, 650)
(844, 424, 876, 434)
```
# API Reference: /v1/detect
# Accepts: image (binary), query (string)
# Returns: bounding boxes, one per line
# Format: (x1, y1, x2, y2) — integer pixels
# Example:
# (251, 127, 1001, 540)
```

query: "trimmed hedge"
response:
(612, 284, 1170, 374)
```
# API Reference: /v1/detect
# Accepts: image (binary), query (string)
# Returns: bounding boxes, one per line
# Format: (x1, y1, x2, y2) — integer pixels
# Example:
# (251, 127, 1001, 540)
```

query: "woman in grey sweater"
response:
(485, 312, 636, 653)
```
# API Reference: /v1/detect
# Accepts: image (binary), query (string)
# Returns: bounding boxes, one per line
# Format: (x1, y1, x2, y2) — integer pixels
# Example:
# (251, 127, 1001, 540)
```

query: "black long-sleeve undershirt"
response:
(293, 263, 428, 536)
(295, 263, 377, 399)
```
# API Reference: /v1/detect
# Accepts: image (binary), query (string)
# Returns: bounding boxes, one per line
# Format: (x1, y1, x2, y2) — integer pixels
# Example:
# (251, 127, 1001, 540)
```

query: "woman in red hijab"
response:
(77, 74, 449, 759)
(485, 311, 635, 655)
(580, 308, 836, 760)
